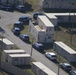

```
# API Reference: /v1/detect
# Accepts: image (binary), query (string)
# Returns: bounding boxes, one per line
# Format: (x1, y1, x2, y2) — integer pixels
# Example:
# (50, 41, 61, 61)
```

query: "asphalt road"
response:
(0, 10, 68, 75)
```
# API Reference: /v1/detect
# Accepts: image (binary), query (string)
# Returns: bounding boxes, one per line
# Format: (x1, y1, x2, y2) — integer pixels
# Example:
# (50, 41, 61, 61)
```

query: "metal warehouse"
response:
(2, 49, 26, 62)
(32, 62, 57, 75)
(8, 54, 31, 65)
(40, 0, 76, 10)
(0, 38, 15, 50)
(53, 41, 76, 62)
(45, 13, 76, 23)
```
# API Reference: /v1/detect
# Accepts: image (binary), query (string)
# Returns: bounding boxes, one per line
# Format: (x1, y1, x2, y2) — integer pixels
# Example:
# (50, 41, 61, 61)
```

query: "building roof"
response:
(3, 38, 14, 45)
(35, 25, 45, 31)
(45, 14, 57, 19)
(38, 15, 54, 27)
(45, 13, 76, 17)
(32, 62, 57, 75)
(54, 41, 76, 54)
(9, 54, 30, 57)
(3, 49, 25, 53)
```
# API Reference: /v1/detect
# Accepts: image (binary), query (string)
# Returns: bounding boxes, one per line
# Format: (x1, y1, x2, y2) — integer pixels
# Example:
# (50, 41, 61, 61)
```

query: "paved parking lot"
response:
(0, 10, 68, 75)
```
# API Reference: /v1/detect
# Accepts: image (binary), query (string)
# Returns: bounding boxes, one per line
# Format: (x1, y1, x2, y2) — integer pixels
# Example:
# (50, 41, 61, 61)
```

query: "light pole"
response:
(0, 32, 4, 72)
(55, 23, 60, 75)
(30, 38, 34, 64)
(57, 54, 60, 75)
(70, 13, 75, 44)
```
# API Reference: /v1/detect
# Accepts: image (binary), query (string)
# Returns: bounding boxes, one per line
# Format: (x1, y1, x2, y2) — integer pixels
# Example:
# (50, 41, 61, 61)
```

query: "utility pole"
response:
(70, 13, 75, 44)
(30, 38, 34, 64)
(58, 54, 60, 75)
(0, 33, 4, 72)
(55, 21, 60, 75)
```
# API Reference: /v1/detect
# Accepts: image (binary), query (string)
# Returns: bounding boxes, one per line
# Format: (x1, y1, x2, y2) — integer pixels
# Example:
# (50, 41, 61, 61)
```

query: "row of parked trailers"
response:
(2, 49, 31, 65)
(2, 49, 57, 75)
(0, 38, 31, 65)
(0, 38, 57, 75)
(32, 62, 57, 75)
(53, 41, 76, 62)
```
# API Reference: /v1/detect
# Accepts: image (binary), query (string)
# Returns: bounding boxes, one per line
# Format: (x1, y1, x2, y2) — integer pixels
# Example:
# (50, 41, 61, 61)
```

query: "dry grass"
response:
(25, 0, 42, 12)
(54, 26, 76, 51)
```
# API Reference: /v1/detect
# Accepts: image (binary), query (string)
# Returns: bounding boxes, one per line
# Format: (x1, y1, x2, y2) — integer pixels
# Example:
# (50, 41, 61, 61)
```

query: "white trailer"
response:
(29, 20, 54, 43)
(45, 14, 57, 26)
(37, 15, 54, 34)
(45, 13, 76, 23)
(2, 49, 26, 62)
(32, 62, 57, 75)
(2, 38, 15, 50)
(53, 41, 76, 62)
(8, 54, 31, 65)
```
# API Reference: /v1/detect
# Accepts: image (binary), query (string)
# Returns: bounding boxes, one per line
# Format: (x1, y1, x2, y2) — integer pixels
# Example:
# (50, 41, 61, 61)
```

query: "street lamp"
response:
(30, 38, 34, 64)
(0, 32, 4, 72)
(70, 13, 75, 44)
(57, 54, 60, 75)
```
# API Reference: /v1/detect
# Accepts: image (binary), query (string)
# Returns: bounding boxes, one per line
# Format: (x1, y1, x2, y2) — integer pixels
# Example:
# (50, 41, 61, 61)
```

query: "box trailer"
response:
(32, 62, 57, 75)
(1, 38, 15, 50)
(8, 54, 31, 65)
(45, 13, 76, 23)
(45, 14, 57, 26)
(29, 20, 54, 43)
(53, 41, 76, 62)
(37, 15, 54, 34)
(2, 49, 26, 61)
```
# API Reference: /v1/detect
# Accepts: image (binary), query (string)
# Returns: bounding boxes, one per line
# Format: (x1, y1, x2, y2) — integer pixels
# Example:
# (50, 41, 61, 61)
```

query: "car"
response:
(70, 70, 76, 75)
(19, 34, 29, 42)
(33, 12, 44, 20)
(12, 27, 20, 36)
(32, 20, 38, 25)
(19, 16, 31, 25)
(60, 63, 72, 72)
(1, 4, 14, 11)
(45, 52, 57, 60)
(14, 21, 23, 30)
(16, 5, 25, 12)
(32, 43, 44, 51)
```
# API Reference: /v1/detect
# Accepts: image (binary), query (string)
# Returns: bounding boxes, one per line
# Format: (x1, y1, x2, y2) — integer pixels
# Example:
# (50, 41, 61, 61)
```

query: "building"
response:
(32, 62, 57, 75)
(40, 0, 76, 11)
(0, 38, 15, 50)
(29, 15, 54, 43)
(45, 13, 76, 24)
(8, 54, 31, 65)
(53, 41, 76, 62)
(2, 49, 26, 62)
(44, 14, 57, 26)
